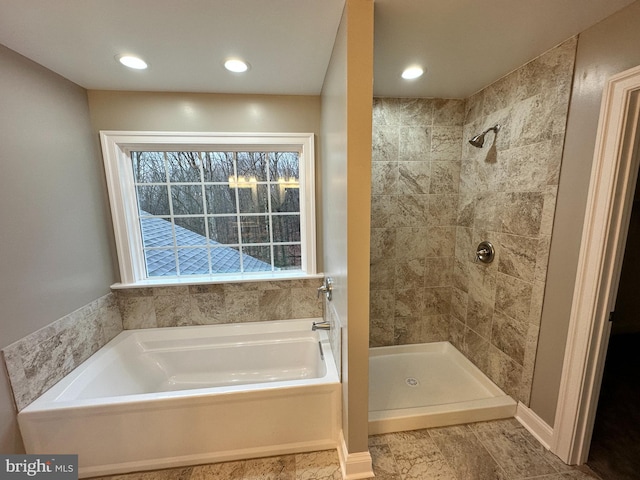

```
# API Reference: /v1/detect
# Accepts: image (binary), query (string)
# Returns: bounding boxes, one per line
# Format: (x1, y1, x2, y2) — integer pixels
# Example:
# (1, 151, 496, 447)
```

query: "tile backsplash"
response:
(114, 279, 324, 329)
(2, 293, 122, 411)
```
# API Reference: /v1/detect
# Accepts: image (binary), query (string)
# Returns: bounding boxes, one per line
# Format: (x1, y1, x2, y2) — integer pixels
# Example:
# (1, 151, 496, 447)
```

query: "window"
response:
(100, 132, 316, 285)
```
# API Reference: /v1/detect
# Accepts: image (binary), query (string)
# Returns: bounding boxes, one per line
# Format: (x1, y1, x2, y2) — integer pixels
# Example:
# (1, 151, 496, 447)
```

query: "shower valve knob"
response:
(475, 241, 495, 264)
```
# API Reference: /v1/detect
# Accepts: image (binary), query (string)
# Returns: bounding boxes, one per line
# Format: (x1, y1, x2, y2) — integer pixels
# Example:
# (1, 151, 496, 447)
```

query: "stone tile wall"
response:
(370, 98, 465, 346)
(2, 293, 122, 411)
(114, 279, 324, 329)
(370, 38, 577, 405)
(451, 37, 577, 404)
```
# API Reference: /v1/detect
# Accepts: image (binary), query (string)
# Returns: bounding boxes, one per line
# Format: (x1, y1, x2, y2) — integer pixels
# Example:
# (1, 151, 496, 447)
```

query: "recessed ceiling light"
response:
(401, 66, 424, 80)
(117, 55, 148, 70)
(224, 59, 249, 73)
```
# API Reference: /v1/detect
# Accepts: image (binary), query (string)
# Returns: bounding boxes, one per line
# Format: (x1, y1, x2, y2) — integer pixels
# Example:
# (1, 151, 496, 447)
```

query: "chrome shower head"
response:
(469, 124, 501, 148)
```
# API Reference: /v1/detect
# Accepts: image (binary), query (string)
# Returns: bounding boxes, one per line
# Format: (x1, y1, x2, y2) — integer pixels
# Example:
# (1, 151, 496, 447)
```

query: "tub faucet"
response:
(312, 320, 330, 331)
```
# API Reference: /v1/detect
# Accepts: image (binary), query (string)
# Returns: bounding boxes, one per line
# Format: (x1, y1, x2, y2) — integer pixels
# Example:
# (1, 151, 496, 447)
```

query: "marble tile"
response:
(371, 227, 397, 262)
(495, 273, 533, 323)
(370, 317, 394, 347)
(452, 257, 470, 293)
(394, 316, 427, 345)
(497, 233, 538, 283)
(259, 289, 293, 321)
(399, 126, 431, 162)
(465, 91, 484, 124)
(110, 467, 192, 480)
(190, 461, 244, 480)
(290, 287, 323, 319)
(487, 345, 524, 401)
(119, 296, 157, 329)
(371, 195, 399, 228)
(372, 161, 399, 195)
(390, 439, 457, 480)
(397, 194, 430, 227)
(466, 296, 494, 339)
(535, 235, 552, 283)
(430, 427, 508, 480)
(223, 290, 259, 323)
(540, 185, 559, 236)
(449, 317, 466, 351)
(395, 288, 426, 318)
(428, 195, 458, 227)
(370, 290, 395, 319)
(426, 226, 456, 258)
(154, 294, 192, 327)
(190, 291, 226, 325)
(369, 444, 402, 480)
(474, 428, 557, 478)
(529, 280, 546, 326)
(372, 125, 399, 163)
(424, 287, 451, 316)
(424, 314, 451, 342)
(463, 327, 490, 373)
(450, 287, 468, 322)
(370, 257, 397, 291)
(502, 141, 552, 192)
(373, 97, 401, 126)
(430, 161, 461, 194)
(457, 193, 476, 228)
(3, 294, 123, 411)
(243, 456, 295, 480)
(398, 161, 430, 194)
(395, 258, 425, 290)
(398, 98, 434, 126)
(394, 227, 427, 259)
(491, 309, 528, 366)
(425, 257, 453, 287)
(433, 98, 465, 126)
(431, 126, 463, 162)
(294, 450, 342, 480)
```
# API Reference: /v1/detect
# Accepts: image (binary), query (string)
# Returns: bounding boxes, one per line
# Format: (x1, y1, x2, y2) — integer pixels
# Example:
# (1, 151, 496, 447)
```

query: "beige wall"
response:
(87, 90, 324, 274)
(0, 45, 116, 452)
(321, 0, 373, 455)
(531, 0, 640, 426)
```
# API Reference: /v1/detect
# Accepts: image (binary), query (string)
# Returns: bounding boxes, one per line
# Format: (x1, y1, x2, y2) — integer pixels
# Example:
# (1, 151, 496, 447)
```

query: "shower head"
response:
(469, 124, 501, 148)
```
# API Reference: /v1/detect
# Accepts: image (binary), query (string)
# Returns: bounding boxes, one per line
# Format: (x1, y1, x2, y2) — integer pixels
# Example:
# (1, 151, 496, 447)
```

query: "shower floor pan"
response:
(369, 342, 517, 435)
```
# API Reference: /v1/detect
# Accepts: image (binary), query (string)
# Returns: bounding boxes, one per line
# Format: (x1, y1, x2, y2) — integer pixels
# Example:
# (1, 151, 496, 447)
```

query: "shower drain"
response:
(405, 377, 419, 387)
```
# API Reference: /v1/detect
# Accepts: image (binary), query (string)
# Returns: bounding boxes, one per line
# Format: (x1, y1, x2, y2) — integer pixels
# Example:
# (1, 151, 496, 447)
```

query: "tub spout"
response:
(312, 320, 330, 331)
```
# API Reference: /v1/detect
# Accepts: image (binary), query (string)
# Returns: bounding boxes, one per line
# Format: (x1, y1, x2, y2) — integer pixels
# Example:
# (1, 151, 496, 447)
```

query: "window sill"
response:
(111, 271, 325, 290)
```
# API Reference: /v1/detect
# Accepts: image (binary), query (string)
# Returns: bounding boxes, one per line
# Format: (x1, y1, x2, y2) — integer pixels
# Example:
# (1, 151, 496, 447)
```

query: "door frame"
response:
(553, 65, 640, 464)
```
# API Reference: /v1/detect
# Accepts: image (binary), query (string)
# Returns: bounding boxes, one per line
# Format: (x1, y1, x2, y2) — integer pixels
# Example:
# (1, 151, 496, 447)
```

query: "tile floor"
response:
(91, 419, 602, 480)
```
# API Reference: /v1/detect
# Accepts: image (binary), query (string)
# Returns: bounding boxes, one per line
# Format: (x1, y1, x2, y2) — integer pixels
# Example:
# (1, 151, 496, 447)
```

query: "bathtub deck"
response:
(369, 342, 517, 434)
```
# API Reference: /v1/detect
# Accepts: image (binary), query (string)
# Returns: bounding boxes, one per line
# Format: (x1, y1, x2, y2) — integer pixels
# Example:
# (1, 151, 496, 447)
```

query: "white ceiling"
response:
(0, 0, 636, 98)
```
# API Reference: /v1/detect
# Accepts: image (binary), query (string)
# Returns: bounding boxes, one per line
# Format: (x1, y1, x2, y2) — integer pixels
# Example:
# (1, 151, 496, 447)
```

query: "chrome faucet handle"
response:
(317, 277, 333, 301)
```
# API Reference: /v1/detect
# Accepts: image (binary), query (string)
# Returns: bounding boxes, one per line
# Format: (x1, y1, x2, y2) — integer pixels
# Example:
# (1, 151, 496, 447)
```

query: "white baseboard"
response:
(515, 402, 554, 450)
(337, 430, 373, 479)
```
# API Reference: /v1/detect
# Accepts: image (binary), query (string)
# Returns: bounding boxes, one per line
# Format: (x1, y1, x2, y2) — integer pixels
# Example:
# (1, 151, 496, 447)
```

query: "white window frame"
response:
(100, 131, 317, 286)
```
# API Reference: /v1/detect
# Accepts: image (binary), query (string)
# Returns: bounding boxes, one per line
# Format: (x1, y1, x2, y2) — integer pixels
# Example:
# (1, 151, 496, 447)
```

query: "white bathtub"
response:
(18, 318, 340, 478)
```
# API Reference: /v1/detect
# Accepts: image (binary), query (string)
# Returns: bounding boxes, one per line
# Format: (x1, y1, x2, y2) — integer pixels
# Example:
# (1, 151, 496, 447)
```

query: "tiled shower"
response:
(370, 37, 577, 406)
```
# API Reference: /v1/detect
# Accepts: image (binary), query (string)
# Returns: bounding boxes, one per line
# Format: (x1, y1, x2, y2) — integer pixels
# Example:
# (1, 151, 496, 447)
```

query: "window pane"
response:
(268, 152, 299, 183)
(177, 248, 210, 275)
(274, 244, 301, 270)
(211, 246, 241, 273)
(208, 217, 238, 244)
(171, 185, 203, 215)
(145, 248, 177, 276)
(166, 152, 201, 183)
(272, 214, 300, 242)
(242, 246, 272, 272)
(205, 185, 236, 214)
(270, 185, 300, 213)
(237, 152, 268, 181)
(201, 152, 234, 183)
(140, 216, 174, 247)
(137, 185, 170, 215)
(240, 215, 270, 244)
(237, 184, 268, 213)
(133, 152, 166, 183)
(174, 217, 207, 244)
